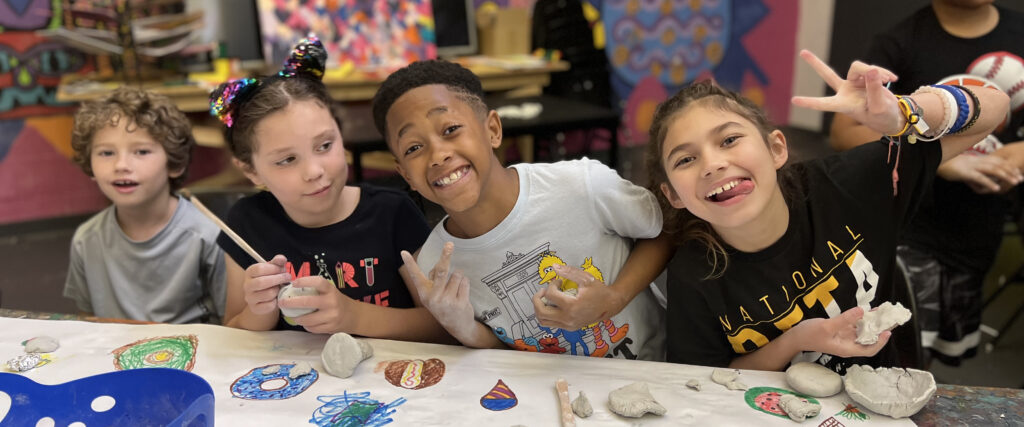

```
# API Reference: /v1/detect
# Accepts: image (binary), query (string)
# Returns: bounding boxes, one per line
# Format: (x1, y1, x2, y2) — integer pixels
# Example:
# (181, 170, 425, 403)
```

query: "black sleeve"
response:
(817, 139, 941, 231)
(665, 254, 734, 367)
(864, 32, 902, 72)
(863, 17, 916, 95)
(216, 197, 260, 268)
(392, 194, 431, 254)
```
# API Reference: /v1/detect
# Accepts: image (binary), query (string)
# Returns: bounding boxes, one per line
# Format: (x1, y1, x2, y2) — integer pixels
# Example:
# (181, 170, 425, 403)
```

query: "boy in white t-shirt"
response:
(372, 60, 670, 360)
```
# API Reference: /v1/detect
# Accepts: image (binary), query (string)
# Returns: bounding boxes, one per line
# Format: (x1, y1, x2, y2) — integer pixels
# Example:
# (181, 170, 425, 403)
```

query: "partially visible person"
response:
(829, 0, 1024, 366)
(64, 87, 226, 324)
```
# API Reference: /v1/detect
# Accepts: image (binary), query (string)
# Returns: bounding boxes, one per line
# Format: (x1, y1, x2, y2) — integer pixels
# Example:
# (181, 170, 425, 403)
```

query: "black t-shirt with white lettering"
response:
(666, 139, 941, 373)
(218, 184, 430, 331)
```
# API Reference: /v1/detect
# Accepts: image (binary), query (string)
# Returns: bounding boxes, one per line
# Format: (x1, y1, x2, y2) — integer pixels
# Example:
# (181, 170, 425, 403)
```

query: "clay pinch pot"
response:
(843, 365, 936, 418)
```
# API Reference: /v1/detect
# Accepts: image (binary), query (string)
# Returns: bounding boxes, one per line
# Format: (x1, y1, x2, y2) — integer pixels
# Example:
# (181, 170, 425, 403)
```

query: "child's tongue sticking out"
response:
(708, 179, 753, 202)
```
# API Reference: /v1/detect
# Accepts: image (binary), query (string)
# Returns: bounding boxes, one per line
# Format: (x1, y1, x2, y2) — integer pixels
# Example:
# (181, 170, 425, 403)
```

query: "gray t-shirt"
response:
(417, 159, 666, 361)
(63, 196, 226, 323)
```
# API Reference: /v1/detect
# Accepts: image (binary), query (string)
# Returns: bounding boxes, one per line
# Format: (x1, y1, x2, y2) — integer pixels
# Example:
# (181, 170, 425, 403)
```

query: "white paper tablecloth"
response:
(0, 317, 917, 426)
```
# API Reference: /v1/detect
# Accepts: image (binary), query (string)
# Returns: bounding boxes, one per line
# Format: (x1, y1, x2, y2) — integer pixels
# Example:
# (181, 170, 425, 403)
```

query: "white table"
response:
(0, 317, 916, 426)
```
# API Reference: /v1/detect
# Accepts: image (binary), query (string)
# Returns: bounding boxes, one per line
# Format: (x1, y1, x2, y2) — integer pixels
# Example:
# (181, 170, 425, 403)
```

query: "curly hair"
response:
(71, 87, 194, 191)
(645, 80, 800, 278)
(371, 59, 488, 142)
(222, 76, 343, 167)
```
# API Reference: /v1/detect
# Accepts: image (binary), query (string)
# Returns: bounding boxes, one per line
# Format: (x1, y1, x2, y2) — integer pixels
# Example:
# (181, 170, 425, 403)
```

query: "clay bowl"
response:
(843, 365, 936, 418)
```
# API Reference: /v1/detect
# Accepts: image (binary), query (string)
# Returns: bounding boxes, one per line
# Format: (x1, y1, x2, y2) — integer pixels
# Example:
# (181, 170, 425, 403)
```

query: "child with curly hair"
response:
(65, 87, 226, 324)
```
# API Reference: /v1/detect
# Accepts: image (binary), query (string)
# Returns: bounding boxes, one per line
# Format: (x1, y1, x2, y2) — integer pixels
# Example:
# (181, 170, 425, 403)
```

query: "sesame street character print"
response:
(537, 250, 630, 358)
(481, 243, 635, 358)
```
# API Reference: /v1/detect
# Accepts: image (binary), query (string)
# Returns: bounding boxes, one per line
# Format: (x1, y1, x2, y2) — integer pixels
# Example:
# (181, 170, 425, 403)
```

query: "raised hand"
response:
(532, 263, 622, 330)
(400, 243, 477, 341)
(792, 49, 905, 136)
(242, 254, 292, 315)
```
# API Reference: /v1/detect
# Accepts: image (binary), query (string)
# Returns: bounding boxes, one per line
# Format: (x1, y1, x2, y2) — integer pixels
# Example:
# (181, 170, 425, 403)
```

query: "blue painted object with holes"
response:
(0, 368, 214, 426)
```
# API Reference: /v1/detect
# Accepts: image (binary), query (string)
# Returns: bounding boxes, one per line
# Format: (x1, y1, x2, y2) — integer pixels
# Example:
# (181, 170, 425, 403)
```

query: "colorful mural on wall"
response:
(478, 0, 799, 147)
(1, 0, 803, 224)
(0, 0, 61, 31)
(256, 0, 436, 71)
(0, 0, 106, 224)
(602, 0, 797, 145)
(0, 1, 222, 224)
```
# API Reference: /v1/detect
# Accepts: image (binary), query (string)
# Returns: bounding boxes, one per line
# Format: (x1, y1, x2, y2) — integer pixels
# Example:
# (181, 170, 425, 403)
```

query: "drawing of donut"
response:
(111, 335, 198, 371)
(230, 363, 319, 400)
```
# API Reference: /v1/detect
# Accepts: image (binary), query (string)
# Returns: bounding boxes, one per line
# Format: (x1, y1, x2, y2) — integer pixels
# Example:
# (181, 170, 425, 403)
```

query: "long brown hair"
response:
(224, 77, 343, 167)
(645, 80, 797, 278)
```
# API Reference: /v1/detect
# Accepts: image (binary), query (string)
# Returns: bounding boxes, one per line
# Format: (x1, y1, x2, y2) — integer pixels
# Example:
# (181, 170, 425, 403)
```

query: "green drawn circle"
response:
(744, 386, 820, 419)
(114, 336, 197, 371)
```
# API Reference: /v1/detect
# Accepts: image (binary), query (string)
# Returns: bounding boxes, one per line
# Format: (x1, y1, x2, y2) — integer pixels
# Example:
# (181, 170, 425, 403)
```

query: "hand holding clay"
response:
(400, 243, 477, 342)
(792, 306, 891, 358)
(279, 275, 371, 334)
(532, 263, 620, 330)
(243, 254, 294, 315)
(277, 283, 318, 318)
(855, 302, 911, 345)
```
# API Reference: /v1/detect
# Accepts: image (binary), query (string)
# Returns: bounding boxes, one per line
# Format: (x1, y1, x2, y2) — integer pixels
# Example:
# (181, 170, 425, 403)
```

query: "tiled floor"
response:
(2, 132, 1022, 389)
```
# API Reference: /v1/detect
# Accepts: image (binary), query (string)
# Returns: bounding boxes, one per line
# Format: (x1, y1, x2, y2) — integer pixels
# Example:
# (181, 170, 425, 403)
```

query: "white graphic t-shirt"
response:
(417, 159, 666, 361)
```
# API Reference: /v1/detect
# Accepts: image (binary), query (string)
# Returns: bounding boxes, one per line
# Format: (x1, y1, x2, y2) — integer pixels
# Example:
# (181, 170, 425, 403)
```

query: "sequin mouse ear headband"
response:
(209, 36, 329, 127)
(278, 36, 327, 79)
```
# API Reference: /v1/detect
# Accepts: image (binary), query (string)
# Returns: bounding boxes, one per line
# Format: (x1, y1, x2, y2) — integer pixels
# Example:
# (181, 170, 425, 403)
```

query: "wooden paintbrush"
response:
(179, 188, 267, 264)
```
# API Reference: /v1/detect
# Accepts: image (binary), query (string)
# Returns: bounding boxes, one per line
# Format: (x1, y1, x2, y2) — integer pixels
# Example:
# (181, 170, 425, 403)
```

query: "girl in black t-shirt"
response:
(207, 37, 451, 343)
(646, 50, 1009, 371)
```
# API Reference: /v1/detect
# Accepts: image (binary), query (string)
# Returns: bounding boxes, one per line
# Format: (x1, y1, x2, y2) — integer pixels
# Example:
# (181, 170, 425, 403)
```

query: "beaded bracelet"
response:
(951, 84, 981, 135)
(910, 86, 957, 139)
(931, 84, 970, 133)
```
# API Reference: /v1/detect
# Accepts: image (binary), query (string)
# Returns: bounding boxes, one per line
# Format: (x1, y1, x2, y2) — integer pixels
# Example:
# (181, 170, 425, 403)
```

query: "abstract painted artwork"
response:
(256, 0, 436, 71)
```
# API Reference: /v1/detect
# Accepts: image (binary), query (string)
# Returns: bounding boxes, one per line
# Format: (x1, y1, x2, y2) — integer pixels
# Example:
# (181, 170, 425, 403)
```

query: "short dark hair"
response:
(71, 87, 194, 191)
(371, 59, 488, 139)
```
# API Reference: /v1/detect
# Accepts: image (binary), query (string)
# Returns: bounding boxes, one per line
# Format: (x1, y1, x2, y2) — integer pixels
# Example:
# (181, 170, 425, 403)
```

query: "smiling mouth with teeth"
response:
(113, 180, 138, 187)
(433, 166, 468, 187)
(705, 178, 750, 202)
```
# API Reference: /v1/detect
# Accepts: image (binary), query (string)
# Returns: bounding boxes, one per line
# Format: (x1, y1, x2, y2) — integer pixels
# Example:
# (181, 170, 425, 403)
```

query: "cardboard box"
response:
(476, 7, 531, 57)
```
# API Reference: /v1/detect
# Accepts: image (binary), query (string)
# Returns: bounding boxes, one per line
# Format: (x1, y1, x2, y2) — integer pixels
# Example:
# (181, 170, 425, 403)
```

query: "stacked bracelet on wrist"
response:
(932, 84, 970, 133)
(909, 86, 955, 140)
(890, 95, 930, 143)
(951, 84, 981, 134)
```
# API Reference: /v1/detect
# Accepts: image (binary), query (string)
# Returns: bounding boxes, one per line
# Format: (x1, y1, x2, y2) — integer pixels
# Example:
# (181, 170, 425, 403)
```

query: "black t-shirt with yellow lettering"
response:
(666, 139, 941, 373)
